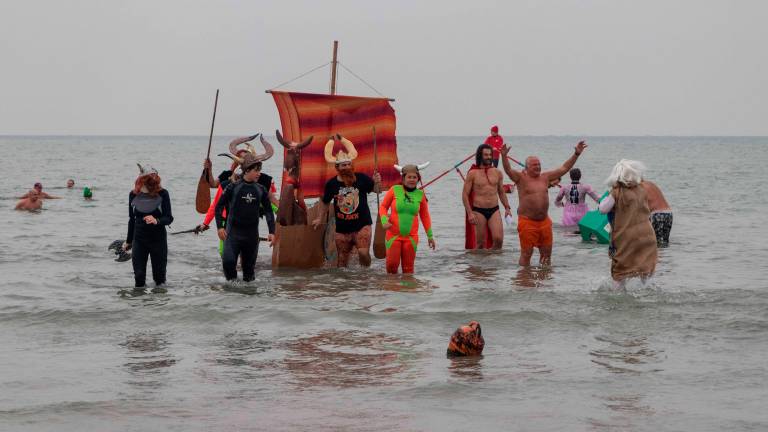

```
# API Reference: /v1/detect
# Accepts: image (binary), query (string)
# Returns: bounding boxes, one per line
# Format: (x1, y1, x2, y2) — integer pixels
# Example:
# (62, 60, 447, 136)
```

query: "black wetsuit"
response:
(215, 179, 275, 281)
(127, 190, 173, 287)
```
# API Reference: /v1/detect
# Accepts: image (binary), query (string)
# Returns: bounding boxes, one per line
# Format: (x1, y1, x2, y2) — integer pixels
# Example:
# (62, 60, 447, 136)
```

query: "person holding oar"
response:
(501, 140, 588, 266)
(378, 162, 435, 274)
(215, 147, 275, 282)
(195, 135, 278, 255)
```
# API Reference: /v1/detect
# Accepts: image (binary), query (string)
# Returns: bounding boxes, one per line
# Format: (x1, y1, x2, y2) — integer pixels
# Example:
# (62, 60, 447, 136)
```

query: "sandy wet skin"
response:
(1, 136, 767, 431)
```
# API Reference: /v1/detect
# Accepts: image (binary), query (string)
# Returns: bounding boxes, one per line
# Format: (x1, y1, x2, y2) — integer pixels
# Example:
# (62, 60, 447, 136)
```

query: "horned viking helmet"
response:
(217, 133, 274, 170)
(324, 134, 358, 165)
(136, 163, 158, 176)
(394, 162, 430, 176)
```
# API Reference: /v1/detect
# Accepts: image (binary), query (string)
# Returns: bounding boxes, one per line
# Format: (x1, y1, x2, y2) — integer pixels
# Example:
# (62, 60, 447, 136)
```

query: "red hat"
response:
(491, 125, 499, 133)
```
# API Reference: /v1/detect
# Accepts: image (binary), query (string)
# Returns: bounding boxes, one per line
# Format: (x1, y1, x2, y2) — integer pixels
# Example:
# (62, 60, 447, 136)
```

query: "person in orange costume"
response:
(379, 162, 436, 274)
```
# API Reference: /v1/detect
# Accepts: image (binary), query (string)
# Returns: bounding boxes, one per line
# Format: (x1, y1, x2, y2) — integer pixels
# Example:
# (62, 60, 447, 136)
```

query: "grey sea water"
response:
(1, 135, 767, 431)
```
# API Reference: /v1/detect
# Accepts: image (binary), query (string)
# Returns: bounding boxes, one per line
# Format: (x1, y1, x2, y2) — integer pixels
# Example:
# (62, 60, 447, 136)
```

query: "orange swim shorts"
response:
(517, 216, 553, 249)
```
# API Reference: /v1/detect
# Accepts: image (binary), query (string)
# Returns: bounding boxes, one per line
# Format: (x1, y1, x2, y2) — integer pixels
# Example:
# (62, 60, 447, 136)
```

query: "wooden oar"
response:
(196, 89, 219, 213)
(372, 126, 387, 259)
(421, 153, 474, 189)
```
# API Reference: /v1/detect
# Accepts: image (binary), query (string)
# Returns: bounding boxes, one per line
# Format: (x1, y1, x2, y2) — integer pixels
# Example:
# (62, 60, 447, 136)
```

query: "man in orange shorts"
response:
(501, 141, 588, 266)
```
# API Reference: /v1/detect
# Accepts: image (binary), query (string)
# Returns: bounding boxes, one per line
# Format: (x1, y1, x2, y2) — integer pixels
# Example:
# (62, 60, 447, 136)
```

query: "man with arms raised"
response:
(462, 144, 513, 249)
(501, 141, 588, 265)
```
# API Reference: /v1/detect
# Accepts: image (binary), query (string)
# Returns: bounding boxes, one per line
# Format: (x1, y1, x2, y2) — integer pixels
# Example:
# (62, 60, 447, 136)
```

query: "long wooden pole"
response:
(330, 41, 339, 95)
(206, 89, 220, 159)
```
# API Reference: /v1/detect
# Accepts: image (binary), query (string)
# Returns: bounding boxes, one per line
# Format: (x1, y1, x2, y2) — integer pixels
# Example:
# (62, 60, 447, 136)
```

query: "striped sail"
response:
(271, 91, 400, 198)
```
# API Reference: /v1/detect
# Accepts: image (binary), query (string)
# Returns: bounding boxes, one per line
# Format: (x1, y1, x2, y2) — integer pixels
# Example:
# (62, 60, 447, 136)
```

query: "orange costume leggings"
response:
(386, 238, 417, 274)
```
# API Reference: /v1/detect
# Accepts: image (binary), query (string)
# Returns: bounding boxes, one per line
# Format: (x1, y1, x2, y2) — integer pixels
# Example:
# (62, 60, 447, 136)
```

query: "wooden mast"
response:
(330, 40, 339, 95)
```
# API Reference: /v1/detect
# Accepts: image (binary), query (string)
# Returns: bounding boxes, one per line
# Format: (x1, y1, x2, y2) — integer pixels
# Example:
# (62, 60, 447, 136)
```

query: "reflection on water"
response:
(281, 329, 415, 388)
(589, 335, 663, 374)
(120, 331, 177, 393)
(447, 356, 484, 382)
(513, 266, 553, 289)
(456, 265, 498, 283)
(588, 393, 655, 431)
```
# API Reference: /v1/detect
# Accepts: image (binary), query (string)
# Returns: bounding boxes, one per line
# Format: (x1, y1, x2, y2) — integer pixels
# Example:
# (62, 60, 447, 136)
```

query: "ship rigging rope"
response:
(268, 62, 331, 91)
(338, 62, 386, 97)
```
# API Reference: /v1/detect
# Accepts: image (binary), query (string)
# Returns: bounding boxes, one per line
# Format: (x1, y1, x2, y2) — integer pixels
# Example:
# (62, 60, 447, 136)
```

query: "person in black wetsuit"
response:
(215, 153, 276, 281)
(123, 164, 173, 291)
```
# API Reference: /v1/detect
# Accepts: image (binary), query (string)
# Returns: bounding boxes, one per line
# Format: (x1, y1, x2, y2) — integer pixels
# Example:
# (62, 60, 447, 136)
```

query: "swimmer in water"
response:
(15, 189, 43, 211)
(19, 182, 60, 200)
(66, 179, 75, 188)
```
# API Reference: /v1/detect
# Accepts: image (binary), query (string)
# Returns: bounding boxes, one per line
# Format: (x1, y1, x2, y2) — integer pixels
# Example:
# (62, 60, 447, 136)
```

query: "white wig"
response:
(605, 159, 646, 187)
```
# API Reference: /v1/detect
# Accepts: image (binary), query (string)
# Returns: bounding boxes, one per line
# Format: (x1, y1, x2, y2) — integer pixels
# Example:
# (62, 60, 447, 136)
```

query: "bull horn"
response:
(296, 135, 314, 150)
(338, 136, 358, 160)
(217, 153, 243, 165)
(275, 130, 290, 148)
(417, 162, 430, 171)
(255, 135, 274, 162)
(228, 134, 257, 156)
(323, 138, 336, 164)
(393, 164, 403, 174)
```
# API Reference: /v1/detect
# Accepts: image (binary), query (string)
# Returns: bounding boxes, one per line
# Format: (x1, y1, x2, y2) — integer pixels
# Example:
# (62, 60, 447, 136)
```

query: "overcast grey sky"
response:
(1, 0, 766, 136)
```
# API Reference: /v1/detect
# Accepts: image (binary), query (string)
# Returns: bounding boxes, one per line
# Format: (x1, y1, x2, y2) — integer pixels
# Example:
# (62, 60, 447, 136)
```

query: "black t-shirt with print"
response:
(321, 173, 374, 233)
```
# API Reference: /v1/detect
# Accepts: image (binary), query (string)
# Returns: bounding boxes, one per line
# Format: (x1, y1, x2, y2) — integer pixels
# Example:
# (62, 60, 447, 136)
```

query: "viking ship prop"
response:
(266, 41, 400, 268)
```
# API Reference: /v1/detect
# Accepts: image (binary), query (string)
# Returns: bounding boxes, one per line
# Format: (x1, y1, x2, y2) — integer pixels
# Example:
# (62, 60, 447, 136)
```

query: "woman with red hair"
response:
(123, 164, 173, 291)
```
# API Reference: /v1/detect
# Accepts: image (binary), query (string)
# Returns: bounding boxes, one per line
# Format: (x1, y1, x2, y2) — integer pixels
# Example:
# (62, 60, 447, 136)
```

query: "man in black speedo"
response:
(215, 153, 275, 281)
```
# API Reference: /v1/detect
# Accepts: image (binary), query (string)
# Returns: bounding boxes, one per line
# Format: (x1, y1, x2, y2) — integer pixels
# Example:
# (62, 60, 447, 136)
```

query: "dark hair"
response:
(243, 161, 262, 173)
(476, 144, 493, 166)
(569, 168, 581, 181)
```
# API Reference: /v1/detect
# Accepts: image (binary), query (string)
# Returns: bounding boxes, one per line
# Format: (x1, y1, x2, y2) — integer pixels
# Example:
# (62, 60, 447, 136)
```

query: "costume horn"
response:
(323, 138, 336, 163)
(228, 134, 259, 156)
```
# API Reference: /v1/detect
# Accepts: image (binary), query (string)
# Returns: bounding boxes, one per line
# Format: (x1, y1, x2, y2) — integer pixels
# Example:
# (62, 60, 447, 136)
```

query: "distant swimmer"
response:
(554, 168, 600, 228)
(19, 183, 60, 200)
(215, 150, 275, 282)
(643, 180, 673, 247)
(124, 164, 173, 291)
(599, 160, 657, 285)
(462, 144, 513, 250)
(15, 189, 42, 211)
(66, 179, 75, 188)
(379, 162, 435, 274)
(313, 135, 382, 268)
(483, 125, 504, 167)
(501, 140, 588, 266)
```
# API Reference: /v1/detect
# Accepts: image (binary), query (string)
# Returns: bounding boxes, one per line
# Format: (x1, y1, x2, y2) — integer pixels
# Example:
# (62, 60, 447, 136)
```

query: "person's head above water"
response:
(525, 156, 542, 177)
(476, 144, 493, 167)
(66, 179, 75, 188)
(33, 182, 43, 192)
(569, 168, 581, 182)
(447, 320, 485, 357)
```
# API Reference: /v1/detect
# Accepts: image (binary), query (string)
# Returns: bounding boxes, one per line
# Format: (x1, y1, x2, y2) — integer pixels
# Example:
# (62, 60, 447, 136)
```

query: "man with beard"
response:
(501, 141, 588, 266)
(312, 134, 382, 267)
(462, 144, 513, 249)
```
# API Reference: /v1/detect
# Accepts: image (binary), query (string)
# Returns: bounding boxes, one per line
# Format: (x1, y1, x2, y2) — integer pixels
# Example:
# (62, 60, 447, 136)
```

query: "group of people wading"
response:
(120, 129, 672, 293)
